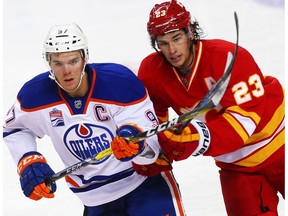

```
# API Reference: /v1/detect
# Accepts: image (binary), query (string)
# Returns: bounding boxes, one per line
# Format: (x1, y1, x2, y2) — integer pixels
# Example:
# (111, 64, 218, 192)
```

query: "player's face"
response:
(49, 51, 86, 95)
(156, 30, 192, 70)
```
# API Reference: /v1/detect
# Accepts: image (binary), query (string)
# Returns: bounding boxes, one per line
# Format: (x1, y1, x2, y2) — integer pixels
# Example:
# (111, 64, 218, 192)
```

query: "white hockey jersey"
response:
(3, 63, 160, 206)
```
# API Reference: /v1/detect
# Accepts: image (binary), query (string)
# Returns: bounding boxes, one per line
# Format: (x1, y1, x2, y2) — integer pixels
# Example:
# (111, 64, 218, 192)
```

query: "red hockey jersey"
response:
(138, 39, 284, 172)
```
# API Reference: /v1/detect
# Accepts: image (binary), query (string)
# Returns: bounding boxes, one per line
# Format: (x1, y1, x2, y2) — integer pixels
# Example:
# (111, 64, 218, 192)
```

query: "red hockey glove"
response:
(132, 152, 172, 177)
(17, 151, 57, 201)
(158, 120, 211, 161)
(111, 124, 145, 161)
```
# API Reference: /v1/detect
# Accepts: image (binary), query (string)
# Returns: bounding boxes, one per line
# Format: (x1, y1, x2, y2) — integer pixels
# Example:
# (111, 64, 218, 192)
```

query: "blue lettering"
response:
(69, 140, 85, 158)
(84, 138, 97, 156)
(69, 133, 111, 159)
(100, 133, 110, 148)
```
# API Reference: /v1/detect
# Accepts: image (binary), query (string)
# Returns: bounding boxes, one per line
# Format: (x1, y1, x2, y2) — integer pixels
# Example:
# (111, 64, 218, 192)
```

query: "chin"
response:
(172, 63, 183, 69)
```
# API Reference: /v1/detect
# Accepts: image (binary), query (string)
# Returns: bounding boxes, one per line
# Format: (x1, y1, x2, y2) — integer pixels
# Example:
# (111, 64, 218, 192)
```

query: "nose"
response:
(168, 42, 177, 54)
(62, 64, 72, 75)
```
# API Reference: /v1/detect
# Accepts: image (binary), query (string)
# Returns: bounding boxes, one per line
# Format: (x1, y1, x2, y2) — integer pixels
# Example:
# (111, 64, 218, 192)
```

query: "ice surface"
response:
(2, 0, 285, 215)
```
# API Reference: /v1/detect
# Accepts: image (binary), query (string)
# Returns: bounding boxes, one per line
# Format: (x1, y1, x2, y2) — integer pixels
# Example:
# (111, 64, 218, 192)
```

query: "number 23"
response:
(232, 74, 264, 105)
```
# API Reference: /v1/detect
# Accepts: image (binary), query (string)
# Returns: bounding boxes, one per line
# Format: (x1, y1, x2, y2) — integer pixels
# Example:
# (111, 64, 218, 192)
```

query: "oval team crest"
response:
(63, 123, 114, 163)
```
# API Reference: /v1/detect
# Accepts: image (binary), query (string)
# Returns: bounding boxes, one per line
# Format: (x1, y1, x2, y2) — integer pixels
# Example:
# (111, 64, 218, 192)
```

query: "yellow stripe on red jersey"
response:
(215, 92, 284, 167)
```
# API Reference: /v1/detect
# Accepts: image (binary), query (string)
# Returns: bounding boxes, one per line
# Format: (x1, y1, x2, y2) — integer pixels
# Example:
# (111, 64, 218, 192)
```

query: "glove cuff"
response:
(17, 151, 47, 175)
(190, 120, 211, 156)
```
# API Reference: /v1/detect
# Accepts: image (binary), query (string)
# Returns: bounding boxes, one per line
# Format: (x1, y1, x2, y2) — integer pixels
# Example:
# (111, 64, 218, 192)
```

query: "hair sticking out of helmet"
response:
(43, 23, 89, 62)
(147, 0, 191, 38)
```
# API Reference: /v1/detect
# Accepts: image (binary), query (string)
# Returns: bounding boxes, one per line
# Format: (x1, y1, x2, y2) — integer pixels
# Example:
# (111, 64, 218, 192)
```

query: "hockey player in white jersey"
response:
(3, 23, 186, 216)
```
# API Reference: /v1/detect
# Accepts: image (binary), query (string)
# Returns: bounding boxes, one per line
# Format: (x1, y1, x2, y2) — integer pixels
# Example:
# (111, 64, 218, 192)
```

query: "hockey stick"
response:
(127, 11, 239, 142)
(46, 148, 113, 185)
(46, 12, 239, 185)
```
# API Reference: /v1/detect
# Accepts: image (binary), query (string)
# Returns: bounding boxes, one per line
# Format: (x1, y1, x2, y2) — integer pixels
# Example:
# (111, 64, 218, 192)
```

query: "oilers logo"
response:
(63, 123, 114, 163)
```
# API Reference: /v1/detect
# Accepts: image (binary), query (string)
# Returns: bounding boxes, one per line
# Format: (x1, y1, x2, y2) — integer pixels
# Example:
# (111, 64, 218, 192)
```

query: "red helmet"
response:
(147, 0, 191, 37)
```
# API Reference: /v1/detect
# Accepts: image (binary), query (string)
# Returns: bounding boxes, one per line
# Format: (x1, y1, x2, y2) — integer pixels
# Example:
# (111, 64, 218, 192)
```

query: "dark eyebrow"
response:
(171, 33, 183, 39)
(51, 56, 79, 63)
(68, 57, 80, 62)
(157, 32, 184, 43)
(50, 59, 61, 63)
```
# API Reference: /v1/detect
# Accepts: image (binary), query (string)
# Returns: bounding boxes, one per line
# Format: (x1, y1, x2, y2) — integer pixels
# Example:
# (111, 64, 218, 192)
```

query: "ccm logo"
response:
(17, 154, 46, 174)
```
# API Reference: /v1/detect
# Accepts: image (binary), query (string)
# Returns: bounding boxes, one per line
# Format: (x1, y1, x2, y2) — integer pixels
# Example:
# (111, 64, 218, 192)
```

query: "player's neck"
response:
(176, 44, 196, 75)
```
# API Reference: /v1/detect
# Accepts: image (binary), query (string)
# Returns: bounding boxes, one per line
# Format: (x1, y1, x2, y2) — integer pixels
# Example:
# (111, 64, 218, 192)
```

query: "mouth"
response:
(169, 55, 181, 65)
(64, 78, 74, 85)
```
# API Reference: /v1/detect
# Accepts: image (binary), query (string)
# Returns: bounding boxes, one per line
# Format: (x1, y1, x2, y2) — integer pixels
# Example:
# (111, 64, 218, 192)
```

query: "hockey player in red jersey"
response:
(135, 0, 284, 215)
(3, 23, 186, 216)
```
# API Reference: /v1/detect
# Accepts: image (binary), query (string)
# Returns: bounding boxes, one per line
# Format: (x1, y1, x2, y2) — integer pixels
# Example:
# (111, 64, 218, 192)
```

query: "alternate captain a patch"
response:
(49, 108, 65, 127)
